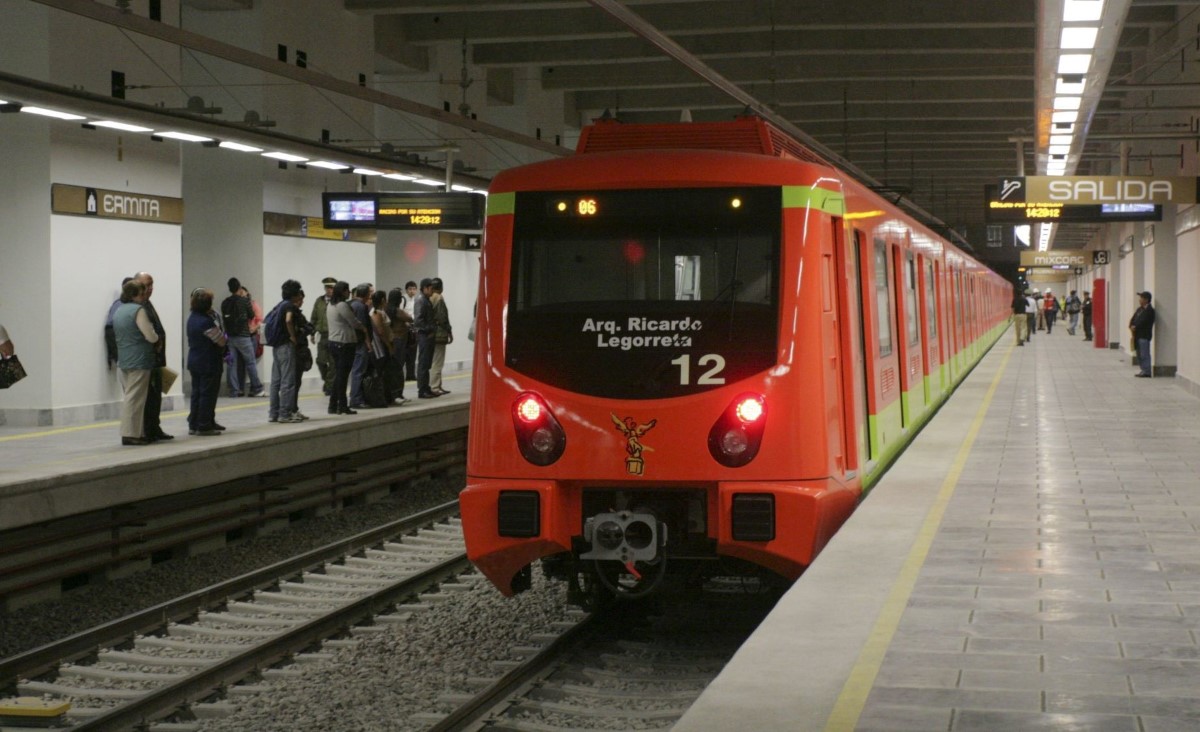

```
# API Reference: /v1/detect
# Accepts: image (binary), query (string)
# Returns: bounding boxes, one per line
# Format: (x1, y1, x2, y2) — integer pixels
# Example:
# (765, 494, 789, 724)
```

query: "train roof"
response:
(577, 116, 825, 165)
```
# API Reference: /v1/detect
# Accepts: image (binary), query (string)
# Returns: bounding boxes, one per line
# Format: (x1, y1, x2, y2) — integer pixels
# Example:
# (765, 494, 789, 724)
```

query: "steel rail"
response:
(427, 612, 602, 731)
(72, 549, 473, 731)
(0, 501, 460, 687)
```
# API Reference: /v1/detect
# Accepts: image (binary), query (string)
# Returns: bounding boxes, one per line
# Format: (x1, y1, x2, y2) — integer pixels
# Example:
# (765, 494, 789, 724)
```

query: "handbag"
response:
(0, 355, 27, 389)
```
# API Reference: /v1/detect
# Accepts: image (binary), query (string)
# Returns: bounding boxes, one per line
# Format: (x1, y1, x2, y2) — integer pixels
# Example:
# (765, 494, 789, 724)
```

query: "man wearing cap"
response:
(310, 276, 337, 396)
(1129, 291, 1155, 377)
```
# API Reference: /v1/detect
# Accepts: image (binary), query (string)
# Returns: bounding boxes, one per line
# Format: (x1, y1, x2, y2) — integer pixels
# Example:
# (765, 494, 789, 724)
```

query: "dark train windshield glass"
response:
(506, 187, 781, 400)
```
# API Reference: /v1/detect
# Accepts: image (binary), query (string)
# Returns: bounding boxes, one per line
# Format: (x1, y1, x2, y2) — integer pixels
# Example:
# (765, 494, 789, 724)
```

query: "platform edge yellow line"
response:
(823, 343, 1015, 731)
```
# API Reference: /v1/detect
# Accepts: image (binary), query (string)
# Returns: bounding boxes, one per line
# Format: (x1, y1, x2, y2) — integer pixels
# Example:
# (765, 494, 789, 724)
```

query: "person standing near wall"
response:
(1130, 291, 1155, 377)
(413, 278, 438, 399)
(429, 277, 453, 394)
(1065, 290, 1081, 335)
(113, 280, 158, 445)
(403, 280, 418, 382)
(311, 277, 337, 396)
(1081, 291, 1093, 342)
(134, 272, 172, 441)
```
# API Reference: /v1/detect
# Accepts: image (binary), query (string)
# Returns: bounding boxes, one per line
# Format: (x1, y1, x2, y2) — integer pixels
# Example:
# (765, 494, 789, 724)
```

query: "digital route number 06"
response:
(671, 354, 726, 385)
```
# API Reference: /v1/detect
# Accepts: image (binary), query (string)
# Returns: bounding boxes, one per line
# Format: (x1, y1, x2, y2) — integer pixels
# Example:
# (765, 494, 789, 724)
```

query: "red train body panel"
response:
(461, 117, 1009, 602)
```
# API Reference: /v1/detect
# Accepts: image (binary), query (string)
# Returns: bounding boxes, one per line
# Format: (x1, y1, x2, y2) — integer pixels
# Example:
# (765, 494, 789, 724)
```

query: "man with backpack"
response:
(1064, 289, 1082, 336)
(265, 279, 305, 423)
(221, 277, 264, 397)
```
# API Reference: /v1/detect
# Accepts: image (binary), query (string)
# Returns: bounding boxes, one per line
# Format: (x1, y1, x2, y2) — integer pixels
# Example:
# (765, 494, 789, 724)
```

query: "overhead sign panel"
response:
(1020, 250, 1087, 268)
(995, 176, 1199, 205)
(322, 191, 485, 230)
(984, 185, 1162, 223)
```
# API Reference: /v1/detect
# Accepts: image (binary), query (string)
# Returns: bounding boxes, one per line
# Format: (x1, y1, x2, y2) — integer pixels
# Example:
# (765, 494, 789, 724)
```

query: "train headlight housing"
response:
(511, 392, 566, 466)
(708, 392, 767, 468)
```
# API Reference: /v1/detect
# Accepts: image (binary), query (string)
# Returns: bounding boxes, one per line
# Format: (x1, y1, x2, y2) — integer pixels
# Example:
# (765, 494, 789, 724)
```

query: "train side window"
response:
(924, 259, 937, 345)
(872, 239, 893, 357)
(904, 251, 918, 346)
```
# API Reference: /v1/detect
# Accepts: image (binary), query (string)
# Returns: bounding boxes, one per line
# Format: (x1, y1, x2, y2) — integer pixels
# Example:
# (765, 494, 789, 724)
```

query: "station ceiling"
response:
(353, 0, 1199, 255)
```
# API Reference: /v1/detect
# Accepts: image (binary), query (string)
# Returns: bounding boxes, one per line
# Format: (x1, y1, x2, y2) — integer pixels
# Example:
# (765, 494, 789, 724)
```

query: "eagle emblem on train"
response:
(611, 413, 657, 475)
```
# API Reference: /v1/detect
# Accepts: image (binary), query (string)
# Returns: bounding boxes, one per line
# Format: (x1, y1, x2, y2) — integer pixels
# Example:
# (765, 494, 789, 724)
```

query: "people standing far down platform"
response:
(1130, 291, 1156, 378)
(1081, 291, 1093, 342)
(1011, 289, 1028, 346)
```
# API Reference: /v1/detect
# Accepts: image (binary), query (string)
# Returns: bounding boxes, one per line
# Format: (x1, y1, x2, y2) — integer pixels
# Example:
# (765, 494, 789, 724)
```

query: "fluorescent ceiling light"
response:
(262, 151, 308, 162)
(1058, 54, 1092, 75)
(1052, 110, 1079, 124)
(1049, 144, 1071, 155)
(20, 106, 85, 120)
(89, 120, 153, 132)
(309, 161, 350, 170)
(1056, 78, 1086, 95)
(450, 184, 474, 192)
(1064, 0, 1104, 22)
(1053, 96, 1082, 111)
(413, 178, 443, 187)
(219, 141, 263, 153)
(1049, 134, 1073, 146)
(1061, 27, 1099, 50)
(354, 168, 383, 176)
(383, 173, 416, 181)
(157, 131, 212, 142)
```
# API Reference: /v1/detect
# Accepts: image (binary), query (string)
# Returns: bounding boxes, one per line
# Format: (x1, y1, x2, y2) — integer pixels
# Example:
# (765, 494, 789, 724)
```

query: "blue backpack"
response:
(263, 301, 289, 347)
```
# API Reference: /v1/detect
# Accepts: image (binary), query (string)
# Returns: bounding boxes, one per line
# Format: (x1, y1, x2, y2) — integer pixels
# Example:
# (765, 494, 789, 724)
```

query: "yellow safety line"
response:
(823, 342, 1015, 731)
(0, 372, 470, 443)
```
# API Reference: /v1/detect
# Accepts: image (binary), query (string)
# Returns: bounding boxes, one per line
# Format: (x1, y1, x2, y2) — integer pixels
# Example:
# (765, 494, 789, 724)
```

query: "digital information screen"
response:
(983, 186, 1161, 223)
(322, 192, 485, 229)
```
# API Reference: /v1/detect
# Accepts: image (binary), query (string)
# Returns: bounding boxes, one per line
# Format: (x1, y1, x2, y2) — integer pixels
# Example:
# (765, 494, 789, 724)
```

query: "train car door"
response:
(851, 231, 871, 462)
(867, 236, 900, 459)
(892, 245, 921, 427)
(917, 255, 938, 405)
(832, 221, 862, 478)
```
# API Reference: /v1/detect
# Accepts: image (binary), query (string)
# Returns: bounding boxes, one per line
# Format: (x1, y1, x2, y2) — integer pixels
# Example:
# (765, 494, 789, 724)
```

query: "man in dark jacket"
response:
(1081, 292, 1093, 341)
(1129, 291, 1155, 377)
(413, 278, 438, 398)
(1011, 289, 1027, 346)
(135, 271, 172, 441)
(221, 277, 264, 397)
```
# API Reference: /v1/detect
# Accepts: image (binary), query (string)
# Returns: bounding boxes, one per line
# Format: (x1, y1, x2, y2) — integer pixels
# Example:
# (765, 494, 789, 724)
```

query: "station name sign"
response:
(51, 183, 184, 224)
(322, 191, 485, 230)
(996, 176, 1199, 205)
(1019, 250, 1087, 268)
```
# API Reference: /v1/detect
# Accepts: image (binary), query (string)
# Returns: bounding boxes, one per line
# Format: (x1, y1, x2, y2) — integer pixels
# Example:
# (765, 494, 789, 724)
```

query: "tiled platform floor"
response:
(678, 324, 1200, 731)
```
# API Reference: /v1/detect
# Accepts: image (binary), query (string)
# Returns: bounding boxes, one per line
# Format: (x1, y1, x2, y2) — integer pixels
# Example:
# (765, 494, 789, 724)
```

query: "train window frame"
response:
(903, 250, 919, 347)
(872, 238, 893, 358)
(924, 258, 938, 347)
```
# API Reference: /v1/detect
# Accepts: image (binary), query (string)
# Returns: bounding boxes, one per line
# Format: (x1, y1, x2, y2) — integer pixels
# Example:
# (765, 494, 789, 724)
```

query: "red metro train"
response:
(460, 116, 1010, 605)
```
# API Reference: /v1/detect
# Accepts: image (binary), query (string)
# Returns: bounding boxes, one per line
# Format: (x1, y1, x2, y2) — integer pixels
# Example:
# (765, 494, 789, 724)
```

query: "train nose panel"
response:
(580, 510, 666, 563)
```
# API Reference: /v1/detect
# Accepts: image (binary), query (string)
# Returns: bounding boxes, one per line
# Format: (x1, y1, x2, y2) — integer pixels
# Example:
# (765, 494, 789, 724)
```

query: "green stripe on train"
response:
(486, 192, 515, 216)
(783, 186, 845, 217)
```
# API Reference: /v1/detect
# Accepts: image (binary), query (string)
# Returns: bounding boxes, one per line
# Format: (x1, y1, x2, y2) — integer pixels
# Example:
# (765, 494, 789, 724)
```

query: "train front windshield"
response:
(506, 187, 781, 399)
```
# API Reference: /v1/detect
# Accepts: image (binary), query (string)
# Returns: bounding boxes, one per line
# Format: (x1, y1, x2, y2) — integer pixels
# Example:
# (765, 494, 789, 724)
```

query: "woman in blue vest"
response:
(112, 279, 159, 445)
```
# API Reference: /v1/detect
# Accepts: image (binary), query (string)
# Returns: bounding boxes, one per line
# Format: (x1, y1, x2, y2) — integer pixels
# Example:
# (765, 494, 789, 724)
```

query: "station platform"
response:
(0, 372, 471, 533)
(676, 327, 1200, 731)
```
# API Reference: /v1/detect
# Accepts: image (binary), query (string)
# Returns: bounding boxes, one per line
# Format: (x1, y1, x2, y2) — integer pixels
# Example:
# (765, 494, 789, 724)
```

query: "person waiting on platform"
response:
(430, 277, 453, 395)
(1082, 292, 1093, 342)
(221, 277, 264, 398)
(1011, 288, 1028, 346)
(186, 288, 226, 436)
(1043, 290, 1060, 334)
(1033, 290, 1045, 331)
(1064, 290, 1082, 335)
(1130, 291, 1155, 377)
(325, 281, 366, 415)
(112, 279, 159, 446)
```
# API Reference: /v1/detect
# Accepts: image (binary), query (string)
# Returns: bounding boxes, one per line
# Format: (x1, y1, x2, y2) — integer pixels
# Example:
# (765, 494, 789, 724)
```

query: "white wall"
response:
(437, 246, 481, 370)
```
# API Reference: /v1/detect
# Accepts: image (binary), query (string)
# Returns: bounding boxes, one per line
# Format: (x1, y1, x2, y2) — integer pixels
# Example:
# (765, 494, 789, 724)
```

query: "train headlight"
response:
(708, 392, 767, 468)
(511, 392, 566, 466)
(530, 427, 557, 454)
(721, 429, 749, 455)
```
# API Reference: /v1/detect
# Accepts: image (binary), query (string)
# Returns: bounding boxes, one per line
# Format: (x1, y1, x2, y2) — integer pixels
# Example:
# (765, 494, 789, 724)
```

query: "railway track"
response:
(427, 588, 777, 731)
(0, 501, 468, 730)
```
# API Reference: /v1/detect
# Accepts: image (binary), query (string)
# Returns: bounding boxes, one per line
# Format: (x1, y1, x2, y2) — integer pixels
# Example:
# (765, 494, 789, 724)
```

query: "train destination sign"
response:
(994, 176, 1199, 205)
(322, 191, 485, 230)
(984, 185, 1161, 223)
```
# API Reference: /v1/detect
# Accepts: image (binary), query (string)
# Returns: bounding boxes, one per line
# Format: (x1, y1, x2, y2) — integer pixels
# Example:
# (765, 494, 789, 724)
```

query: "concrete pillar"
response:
(1149, 206, 1177, 376)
